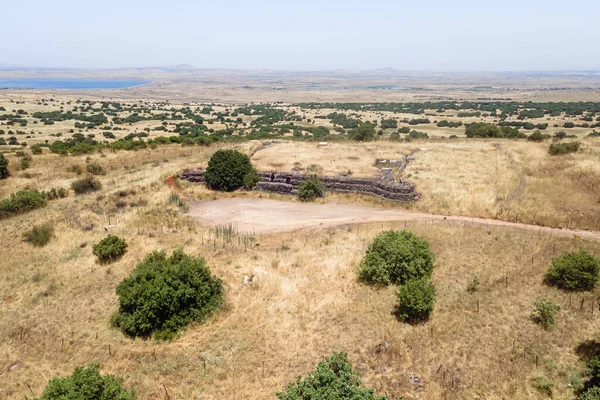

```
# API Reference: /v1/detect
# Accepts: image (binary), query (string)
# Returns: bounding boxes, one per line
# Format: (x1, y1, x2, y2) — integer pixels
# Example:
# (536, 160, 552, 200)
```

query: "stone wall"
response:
(180, 168, 420, 202)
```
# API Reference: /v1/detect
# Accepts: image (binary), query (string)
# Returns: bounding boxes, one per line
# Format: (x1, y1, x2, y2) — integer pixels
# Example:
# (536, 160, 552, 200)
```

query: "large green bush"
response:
(111, 249, 224, 340)
(545, 250, 600, 291)
(93, 235, 128, 263)
(298, 175, 325, 202)
(396, 278, 436, 323)
(204, 149, 257, 191)
(71, 176, 102, 194)
(0, 189, 46, 219)
(579, 386, 600, 400)
(359, 230, 435, 285)
(276, 352, 388, 400)
(34, 363, 135, 400)
(0, 153, 9, 179)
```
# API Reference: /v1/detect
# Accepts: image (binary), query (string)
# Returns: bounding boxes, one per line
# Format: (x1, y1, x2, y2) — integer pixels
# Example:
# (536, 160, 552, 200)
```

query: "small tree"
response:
(111, 249, 223, 340)
(243, 167, 260, 189)
(0, 153, 8, 179)
(298, 175, 324, 202)
(545, 250, 600, 291)
(359, 230, 435, 285)
(276, 352, 388, 400)
(93, 235, 127, 263)
(396, 278, 436, 323)
(532, 298, 560, 329)
(34, 363, 135, 400)
(204, 149, 257, 192)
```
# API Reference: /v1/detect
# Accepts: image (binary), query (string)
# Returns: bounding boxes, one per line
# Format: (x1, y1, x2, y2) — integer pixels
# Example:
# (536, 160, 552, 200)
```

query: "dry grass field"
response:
(0, 139, 599, 399)
(1, 88, 600, 399)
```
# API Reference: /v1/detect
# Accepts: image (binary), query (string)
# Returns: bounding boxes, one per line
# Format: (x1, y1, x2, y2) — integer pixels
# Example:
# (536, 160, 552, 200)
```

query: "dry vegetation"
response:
(1, 90, 600, 399)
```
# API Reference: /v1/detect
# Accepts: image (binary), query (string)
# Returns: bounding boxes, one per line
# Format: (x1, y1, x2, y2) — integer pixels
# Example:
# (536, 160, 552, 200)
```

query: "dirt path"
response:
(188, 198, 600, 240)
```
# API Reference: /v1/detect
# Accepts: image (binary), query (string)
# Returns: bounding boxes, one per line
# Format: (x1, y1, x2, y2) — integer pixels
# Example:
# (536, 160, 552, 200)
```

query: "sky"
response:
(1, 0, 599, 71)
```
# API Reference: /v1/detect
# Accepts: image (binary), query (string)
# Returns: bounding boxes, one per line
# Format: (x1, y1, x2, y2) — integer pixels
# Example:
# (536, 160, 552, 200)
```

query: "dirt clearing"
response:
(188, 198, 600, 240)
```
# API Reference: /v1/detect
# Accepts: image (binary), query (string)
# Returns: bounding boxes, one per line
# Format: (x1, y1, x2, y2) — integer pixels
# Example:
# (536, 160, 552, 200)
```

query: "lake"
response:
(0, 78, 148, 90)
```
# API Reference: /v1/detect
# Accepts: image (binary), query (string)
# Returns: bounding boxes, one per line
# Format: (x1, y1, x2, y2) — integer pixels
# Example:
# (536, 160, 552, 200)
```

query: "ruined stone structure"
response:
(180, 168, 420, 202)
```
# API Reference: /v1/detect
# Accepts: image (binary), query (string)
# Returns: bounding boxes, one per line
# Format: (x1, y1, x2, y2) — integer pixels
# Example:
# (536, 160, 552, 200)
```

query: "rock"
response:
(243, 274, 250, 285)
(104, 225, 116, 231)
(8, 362, 18, 372)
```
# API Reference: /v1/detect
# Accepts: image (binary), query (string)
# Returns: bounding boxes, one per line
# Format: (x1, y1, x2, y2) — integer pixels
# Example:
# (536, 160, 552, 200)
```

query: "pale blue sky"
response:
(1, 0, 598, 71)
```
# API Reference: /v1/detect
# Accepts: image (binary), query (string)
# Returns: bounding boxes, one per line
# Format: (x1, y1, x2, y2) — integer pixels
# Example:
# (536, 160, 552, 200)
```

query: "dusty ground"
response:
(188, 197, 600, 240)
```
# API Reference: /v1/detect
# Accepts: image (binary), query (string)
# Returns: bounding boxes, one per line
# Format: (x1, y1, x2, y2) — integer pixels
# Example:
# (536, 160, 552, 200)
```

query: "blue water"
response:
(0, 78, 148, 90)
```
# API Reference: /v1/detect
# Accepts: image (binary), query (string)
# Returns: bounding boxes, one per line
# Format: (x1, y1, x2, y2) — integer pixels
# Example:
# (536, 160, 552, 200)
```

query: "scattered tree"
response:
(298, 175, 325, 202)
(545, 250, 600, 291)
(93, 235, 128, 263)
(396, 278, 436, 323)
(204, 149, 257, 191)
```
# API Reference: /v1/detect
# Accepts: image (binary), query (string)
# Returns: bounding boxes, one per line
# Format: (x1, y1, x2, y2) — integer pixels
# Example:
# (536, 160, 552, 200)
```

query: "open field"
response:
(0, 138, 599, 399)
(1, 77, 600, 399)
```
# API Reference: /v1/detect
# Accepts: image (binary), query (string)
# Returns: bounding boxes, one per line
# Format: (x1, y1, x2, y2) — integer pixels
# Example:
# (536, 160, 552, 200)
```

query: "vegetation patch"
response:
(0, 153, 9, 179)
(298, 175, 325, 202)
(33, 363, 135, 400)
(23, 223, 54, 247)
(532, 298, 560, 329)
(204, 149, 258, 191)
(549, 141, 581, 155)
(71, 176, 102, 194)
(359, 230, 434, 285)
(0, 189, 46, 219)
(92, 234, 128, 263)
(111, 249, 224, 340)
(396, 278, 436, 323)
(545, 250, 600, 291)
(276, 352, 387, 400)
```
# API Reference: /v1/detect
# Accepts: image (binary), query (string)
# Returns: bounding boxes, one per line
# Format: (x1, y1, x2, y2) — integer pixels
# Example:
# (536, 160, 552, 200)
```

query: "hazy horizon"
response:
(2, 0, 599, 72)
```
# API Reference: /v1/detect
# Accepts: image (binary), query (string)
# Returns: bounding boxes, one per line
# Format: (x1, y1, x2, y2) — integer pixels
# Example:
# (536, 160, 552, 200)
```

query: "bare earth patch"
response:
(188, 198, 600, 240)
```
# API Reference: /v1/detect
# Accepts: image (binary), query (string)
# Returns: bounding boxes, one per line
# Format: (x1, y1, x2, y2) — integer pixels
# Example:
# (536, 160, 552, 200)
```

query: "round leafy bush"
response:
(277, 352, 387, 400)
(111, 249, 224, 340)
(0, 153, 9, 179)
(359, 230, 435, 285)
(93, 234, 128, 263)
(298, 175, 325, 202)
(34, 363, 134, 400)
(71, 176, 102, 194)
(242, 167, 260, 189)
(204, 149, 257, 191)
(86, 163, 106, 175)
(545, 250, 600, 291)
(396, 278, 436, 323)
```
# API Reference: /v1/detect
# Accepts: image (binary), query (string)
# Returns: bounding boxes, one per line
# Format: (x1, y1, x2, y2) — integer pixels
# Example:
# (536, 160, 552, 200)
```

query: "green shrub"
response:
(359, 230, 434, 285)
(276, 352, 387, 400)
(71, 176, 102, 194)
(30, 144, 43, 154)
(527, 130, 549, 142)
(93, 234, 127, 263)
(396, 278, 436, 323)
(111, 249, 223, 340)
(531, 375, 554, 397)
(580, 386, 600, 400)
(549, 141, 581, 155)
(204, 149, 256, 191)
(243, 167, 260, 189)
(69, 165, 83, 175)
(298, 175, 325, 202)
(532, 298, 560, 329)
(466, 276, 480, 293)
(86, 163, 106, 175)
(545, 250, 600, 291)
(0, 153, 9, 179)
(34, 363, 134, 400)
(0, 189, 46, 219)
(19, 157, 30, 170)
(42, 187, 69, 200)
(23, 223, 54, 247)
(398, 126, 410, 134)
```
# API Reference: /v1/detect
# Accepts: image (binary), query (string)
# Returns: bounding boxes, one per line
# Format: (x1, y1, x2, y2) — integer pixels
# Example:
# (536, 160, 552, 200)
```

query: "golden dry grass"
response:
(1, 142, 600, 399)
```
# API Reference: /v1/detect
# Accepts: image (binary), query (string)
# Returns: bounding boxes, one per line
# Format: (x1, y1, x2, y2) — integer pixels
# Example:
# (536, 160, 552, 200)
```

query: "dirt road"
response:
(188, 198, 600, 240)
